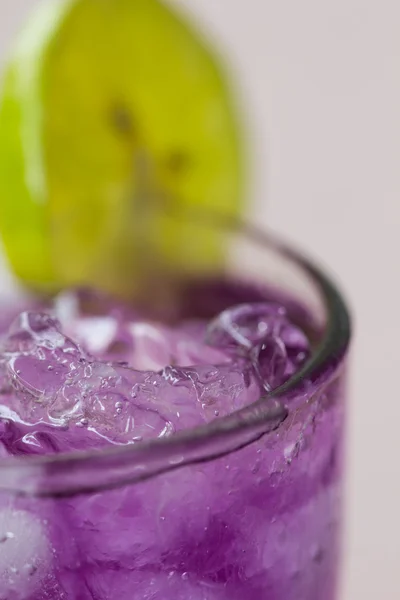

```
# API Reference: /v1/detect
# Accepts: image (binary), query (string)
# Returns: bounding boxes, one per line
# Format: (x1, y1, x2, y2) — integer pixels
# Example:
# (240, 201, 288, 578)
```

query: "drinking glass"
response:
(0, 221, 351, 600)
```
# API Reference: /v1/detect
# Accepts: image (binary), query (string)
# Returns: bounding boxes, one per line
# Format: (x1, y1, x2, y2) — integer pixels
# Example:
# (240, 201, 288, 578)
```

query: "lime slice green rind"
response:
(0, 0, 244, 298)
(0, 0, 72, 287)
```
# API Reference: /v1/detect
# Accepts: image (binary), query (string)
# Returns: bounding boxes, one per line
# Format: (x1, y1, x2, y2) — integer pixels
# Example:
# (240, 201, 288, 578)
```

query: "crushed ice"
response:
(0, 292, 310, 450)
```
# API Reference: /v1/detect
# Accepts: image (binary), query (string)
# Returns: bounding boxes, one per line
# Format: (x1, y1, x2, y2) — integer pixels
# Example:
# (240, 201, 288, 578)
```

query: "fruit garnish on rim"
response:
(0, 0, 243, 303)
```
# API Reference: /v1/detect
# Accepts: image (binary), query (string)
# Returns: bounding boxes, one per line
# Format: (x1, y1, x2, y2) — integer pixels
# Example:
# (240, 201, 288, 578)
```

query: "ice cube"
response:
(170, 332, 230, 368)
(0, 507, 50, 598)
(54, 288, 139, 365)
(206, 303, 287, 350)
(66, 474, 242, 598)
(54, 287, 135, 323)
(0, 313, 171, 444)
(4, 312, 78, 356)
(172, 364, 260, 421)
(128, 322, 173, 370)
(8, 354, 70, 399)
(206, 303, 310, 391)
(83, 389, 174, 444)
(252, 336, 288, 391)
(280, 322, 311, 374)
(70, 316, 118, 356)
(56, 289, 229, 370)
(84, 568, 232, 600)
(0, 312, 85, 424)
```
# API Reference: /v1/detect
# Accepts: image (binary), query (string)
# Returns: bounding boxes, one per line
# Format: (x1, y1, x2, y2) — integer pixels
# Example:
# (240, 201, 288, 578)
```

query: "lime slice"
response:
(0, 0, 243, 299)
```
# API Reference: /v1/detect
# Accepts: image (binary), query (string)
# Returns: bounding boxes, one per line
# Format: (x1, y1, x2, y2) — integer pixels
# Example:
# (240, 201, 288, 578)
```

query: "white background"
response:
(1, 1, 400, 599)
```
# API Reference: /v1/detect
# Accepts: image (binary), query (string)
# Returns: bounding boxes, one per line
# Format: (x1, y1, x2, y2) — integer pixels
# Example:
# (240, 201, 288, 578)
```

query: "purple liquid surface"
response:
(0, 283, 346, 600)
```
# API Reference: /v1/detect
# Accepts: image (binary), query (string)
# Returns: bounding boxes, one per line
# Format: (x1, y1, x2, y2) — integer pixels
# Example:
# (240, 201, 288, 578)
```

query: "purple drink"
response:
(0, 231, 350, 600)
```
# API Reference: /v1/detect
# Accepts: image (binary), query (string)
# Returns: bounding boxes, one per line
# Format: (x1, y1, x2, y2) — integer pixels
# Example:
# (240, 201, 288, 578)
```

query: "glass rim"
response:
(0, 219, 351, 497)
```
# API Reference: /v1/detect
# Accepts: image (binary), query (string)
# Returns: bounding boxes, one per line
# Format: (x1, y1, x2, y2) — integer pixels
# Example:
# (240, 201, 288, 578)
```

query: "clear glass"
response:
(0, 222, 350, 600)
